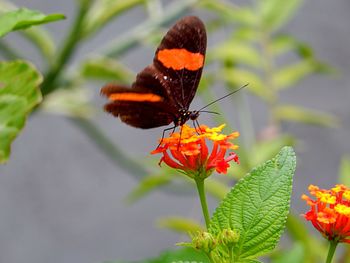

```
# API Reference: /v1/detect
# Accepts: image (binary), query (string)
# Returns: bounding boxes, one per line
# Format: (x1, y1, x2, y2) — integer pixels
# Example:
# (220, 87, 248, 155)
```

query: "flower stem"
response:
(195, 178, 210, 229)
(326, 240, 338, 263)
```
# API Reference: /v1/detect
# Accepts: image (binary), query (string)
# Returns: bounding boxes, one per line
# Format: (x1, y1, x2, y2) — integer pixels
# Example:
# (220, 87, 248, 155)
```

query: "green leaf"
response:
(209, 147, 296, 260)
(274, 105, 339, 127)
(80, 57, 134, 82)
(258, 0, 303, 31)
(0, 8, 65, 37)
(0, 60, 42, 163)
(339, 155, 350, 186)
(157, 217, 204, 234)
(126, 174, 172, 203)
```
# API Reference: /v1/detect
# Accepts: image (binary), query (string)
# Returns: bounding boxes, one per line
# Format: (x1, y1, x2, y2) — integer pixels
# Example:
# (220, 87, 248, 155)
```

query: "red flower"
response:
(302, 184, 350, 243)
(151, 124, 239, 179)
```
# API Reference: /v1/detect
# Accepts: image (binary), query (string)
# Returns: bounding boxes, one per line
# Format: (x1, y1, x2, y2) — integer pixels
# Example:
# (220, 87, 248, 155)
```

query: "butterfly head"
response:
(175, 109, 200, 127)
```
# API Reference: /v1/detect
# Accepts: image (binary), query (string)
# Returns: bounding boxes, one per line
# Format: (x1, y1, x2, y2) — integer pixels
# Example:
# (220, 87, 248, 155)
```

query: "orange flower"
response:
(302, 184, 350, 243)
(151, 124, 239, 179)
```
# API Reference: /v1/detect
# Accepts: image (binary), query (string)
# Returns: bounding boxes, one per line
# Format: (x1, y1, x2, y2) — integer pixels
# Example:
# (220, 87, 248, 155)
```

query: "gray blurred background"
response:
(0, 0, 349, 262)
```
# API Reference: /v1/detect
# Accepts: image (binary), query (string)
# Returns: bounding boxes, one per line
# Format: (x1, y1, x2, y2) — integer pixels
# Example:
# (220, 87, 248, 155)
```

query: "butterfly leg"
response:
(157, 125, 177, 148)
(177, 125, 184, 150)
(195, 119, 203, 134)
(193, 120, 201, 135)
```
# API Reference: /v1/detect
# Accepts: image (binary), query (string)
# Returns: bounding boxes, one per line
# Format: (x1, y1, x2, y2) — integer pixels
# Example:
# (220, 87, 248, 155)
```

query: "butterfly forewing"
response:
(154, 16, 207, 109)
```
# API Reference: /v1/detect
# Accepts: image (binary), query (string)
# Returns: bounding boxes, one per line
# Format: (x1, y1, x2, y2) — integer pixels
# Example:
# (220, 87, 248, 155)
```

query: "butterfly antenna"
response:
(199, 110, 220, 115)
(198, 83, 248, 111)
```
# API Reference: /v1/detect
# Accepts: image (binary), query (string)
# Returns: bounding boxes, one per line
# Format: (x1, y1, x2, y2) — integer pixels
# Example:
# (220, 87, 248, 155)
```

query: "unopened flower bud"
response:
(218, 229, 240, 247)
(192, 231, 217, 253)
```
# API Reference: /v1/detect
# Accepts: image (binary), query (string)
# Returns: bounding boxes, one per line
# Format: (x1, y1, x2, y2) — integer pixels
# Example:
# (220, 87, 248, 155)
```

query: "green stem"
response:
(70, 117, 149, 178)
(195, 178, 210, 229)
(41, 1, 90, 96)
(259, 25, 280, 129)
(326, 240, 338, 263)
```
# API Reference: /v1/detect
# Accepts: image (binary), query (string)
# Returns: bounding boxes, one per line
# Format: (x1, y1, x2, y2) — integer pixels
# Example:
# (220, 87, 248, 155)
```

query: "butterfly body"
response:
(101, 16, 207, 129)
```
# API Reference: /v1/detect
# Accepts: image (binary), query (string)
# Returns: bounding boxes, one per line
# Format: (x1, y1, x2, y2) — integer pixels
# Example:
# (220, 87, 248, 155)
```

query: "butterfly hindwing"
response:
(101, 84, 175, 128)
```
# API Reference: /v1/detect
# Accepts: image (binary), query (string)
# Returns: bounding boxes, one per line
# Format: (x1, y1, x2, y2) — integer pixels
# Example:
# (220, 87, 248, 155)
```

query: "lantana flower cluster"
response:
(302, 184, 350, 243)
(151, 124, 239, 179)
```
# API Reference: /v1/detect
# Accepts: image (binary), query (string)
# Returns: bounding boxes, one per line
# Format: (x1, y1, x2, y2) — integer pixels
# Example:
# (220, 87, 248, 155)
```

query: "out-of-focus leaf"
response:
(0, 60, 42, 163)
(271, 35, 299, 56)
(339, 155, 350, 186)
(157, 217, 204, 234)
(205, 178, 230, 200)
(21, 27, 55, 64)
(271, 35, 333, 72)
(273, 60, 318, 90)
(0, 8, 65, 37)
(286, 214, 325, 261)
(270, 243, 304, 263)
(274, 105, 339, 127)
(271, 35, 316, 59)
(233, 27, 258, 42)
(41, 86, 94, 118)
(199, 0, 257, 26)
(80, 57, 133, 82)
(82, 0, 144, 37)
(222, 68, 272, 101)
(102, 0, 199, 57)
(105, 248, 209, 263)
(126, 174, 172, 203)
(209, 41, 261, 67)
(251, 135, 295, 167)
(258, 0, 303, 31)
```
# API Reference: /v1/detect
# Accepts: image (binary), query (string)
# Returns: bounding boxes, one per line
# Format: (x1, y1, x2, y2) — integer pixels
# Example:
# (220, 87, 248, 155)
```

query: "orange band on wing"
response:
(157, 48, 204, 71)
(109, 93, 163, 102)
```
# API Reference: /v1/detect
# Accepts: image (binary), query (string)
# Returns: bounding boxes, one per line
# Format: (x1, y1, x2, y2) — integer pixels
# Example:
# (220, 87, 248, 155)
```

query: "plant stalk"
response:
(41, 1, 90, 96)
(195, 178, 210, 229)
(326, 240, 338, 263)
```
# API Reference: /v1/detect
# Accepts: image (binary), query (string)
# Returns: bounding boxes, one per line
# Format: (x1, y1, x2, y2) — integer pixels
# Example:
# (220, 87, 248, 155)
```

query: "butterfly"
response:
(100, 16, 207, 133)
